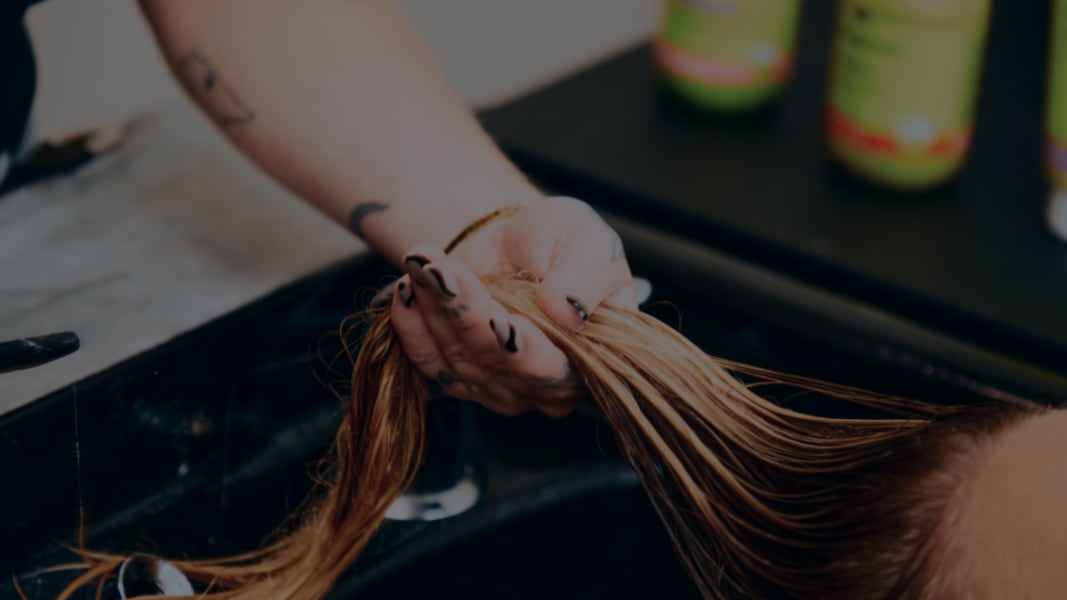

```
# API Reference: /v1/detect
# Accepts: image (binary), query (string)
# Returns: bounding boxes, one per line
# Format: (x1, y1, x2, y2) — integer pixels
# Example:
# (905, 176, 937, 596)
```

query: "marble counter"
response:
(0, 104, 359, 413)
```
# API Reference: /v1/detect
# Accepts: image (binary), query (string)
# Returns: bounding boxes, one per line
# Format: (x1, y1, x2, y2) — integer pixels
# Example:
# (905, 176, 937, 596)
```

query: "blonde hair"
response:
(55, 277, 1042, 599)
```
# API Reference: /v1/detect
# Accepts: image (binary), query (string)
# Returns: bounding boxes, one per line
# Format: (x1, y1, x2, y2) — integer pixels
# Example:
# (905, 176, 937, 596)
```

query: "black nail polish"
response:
(406, 256, 433, 287)
(491, 317, 521, 353)
(566, 295, 589, 321)
(404, 253, 430, 267)
(397, 281, 415, 307)
(504, 324, 520, 353)
(425, 266, 458, 298)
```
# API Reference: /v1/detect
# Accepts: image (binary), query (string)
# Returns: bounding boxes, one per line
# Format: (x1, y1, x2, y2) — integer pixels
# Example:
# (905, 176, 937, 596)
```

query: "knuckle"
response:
(473, 349, 508, 372)
(441, 343, 467, 365)
(441, 382, 471, 400)
(453, 363, 486, 386)
(402, 345, 440, 366)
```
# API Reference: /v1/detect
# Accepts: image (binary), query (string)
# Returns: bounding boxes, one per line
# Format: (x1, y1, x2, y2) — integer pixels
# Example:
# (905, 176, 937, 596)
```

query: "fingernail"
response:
(405, 254, 433, 287)
(397, 280, 415, 308)
(369, 280, 396, 309)
(490, 317, 521, 353)
(424, 265, 458, 299)
(565, 295, 589, 322)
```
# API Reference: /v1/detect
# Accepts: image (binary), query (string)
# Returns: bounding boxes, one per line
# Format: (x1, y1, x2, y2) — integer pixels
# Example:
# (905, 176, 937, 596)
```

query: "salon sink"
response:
(2, 215, 1060, 598)
(0, 252, 698, 599)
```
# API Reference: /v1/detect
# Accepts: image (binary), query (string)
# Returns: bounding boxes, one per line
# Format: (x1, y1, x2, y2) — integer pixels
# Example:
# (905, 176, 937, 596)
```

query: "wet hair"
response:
(54, 276, 1043, 599)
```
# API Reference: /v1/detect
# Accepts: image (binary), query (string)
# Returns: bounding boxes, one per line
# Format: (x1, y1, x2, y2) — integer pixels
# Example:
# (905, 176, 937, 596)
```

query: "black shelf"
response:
(482, 0, 1067, 375)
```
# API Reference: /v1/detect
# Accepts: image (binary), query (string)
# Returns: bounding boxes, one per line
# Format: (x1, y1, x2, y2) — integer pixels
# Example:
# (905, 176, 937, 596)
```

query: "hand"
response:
(388, 196, 636, 417)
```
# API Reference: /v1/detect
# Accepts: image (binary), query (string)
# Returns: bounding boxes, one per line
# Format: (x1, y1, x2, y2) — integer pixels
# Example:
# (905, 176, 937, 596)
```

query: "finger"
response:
(402, 246, 477, 392)
(535, 228, 635, 331)
(403, 245, 453, 344)
(402, 243, 448, 290)
(389, 274, 448, 380)
(405, 249, 506, 386)
(426, 255, 511, 368)
(491, 312, 579, 405)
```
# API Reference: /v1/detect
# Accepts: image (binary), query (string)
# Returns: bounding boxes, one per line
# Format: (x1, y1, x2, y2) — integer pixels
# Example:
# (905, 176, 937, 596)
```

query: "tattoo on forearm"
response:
(347, 202, 389, 239)
(176, 50, 255, 128)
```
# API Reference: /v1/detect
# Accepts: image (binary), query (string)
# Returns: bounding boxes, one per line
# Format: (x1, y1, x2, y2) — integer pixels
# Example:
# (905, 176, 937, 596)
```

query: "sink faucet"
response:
(386, 396, 484, 521)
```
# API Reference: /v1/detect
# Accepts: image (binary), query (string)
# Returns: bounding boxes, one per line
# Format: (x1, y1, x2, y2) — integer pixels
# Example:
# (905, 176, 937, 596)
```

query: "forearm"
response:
(139, 0, 541, 267)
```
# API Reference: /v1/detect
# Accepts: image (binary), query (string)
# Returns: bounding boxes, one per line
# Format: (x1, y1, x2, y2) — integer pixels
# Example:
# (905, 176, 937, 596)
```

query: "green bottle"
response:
(655, 0, 803, 112)
(826, 0, 992, 190)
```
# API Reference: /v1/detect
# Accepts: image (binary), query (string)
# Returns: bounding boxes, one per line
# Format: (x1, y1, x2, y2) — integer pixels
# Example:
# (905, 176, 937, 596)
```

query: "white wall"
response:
(25, 0, 657, 139)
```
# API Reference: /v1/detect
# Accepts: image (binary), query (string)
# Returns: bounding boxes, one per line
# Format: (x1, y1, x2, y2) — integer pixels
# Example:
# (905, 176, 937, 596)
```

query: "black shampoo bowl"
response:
(3, 219, 1058, 598)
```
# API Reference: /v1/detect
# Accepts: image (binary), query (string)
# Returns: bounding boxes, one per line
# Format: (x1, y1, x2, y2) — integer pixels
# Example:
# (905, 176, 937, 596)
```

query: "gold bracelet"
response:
(444, 203, 526, 254)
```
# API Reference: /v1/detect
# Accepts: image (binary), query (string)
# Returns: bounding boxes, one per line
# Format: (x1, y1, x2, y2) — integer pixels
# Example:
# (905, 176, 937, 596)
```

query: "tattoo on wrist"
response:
(176, 50, 255, 128)
(347, 202, 389, 239)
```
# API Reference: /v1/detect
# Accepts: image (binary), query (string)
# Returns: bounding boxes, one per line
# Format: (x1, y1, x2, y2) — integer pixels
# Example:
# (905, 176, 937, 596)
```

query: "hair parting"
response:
(53, 276, 1043, 599)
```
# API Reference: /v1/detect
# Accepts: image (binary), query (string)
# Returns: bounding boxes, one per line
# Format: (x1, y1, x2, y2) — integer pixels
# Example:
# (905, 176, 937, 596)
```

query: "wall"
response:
(25, 0, 658, 139)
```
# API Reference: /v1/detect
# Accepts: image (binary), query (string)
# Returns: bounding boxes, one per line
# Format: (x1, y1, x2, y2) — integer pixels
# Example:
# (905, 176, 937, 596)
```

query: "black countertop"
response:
(482, 0, 1067, 372)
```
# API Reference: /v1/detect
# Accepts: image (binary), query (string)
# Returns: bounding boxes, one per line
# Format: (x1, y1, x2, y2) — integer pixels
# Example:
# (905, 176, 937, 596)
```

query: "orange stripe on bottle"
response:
(828, 109, 972, 158)
(827, 109, 897, 154)
(652, 40, 791, 89)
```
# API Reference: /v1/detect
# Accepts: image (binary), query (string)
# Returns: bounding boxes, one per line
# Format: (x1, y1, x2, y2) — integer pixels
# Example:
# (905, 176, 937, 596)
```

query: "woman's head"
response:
(931, 407, 1067, 599)
(55, 276, 1053, 600)
(497, 277, 1046, 599)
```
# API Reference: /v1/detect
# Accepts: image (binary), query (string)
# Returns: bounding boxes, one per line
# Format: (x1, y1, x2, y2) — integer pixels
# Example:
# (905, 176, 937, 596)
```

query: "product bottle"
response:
(825, 0, 992, 190)
(1046, 0, 1067, 240)
(654, 0, 803, 112)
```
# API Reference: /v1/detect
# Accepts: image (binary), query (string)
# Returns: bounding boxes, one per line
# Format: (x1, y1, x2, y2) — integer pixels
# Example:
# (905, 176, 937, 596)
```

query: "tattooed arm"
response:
(139, 0, 538, 268)
(139, 0, 636, 415)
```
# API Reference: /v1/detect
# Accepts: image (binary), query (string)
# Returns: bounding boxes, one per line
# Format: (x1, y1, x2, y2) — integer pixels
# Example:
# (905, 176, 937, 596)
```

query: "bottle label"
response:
(828, 0, 990, 159)
(1049, 0, 1067, 183)
(656, 0, 801, 89)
